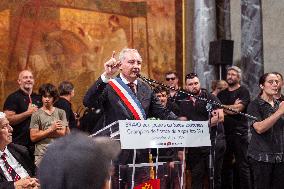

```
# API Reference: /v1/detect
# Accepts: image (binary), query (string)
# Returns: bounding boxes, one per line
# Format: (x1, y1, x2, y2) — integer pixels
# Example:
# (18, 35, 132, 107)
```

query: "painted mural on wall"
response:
(0, 0, 176, 110)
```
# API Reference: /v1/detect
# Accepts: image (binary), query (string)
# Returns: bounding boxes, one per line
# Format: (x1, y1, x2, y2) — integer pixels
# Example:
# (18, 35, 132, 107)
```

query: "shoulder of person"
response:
(31, 109, 43, 117)
(138, 79, 150, 88)
(56, 107, 67, 115)
(217, 88, 228, 96)
(239, 85, 250, 92)
(4, 90, 21, 101)
(54, 98, 69, 106)
(7, 143, 29, 156)
(207, 92, 221, 103)
(167, 100, 178, 108)
(137, 79, 153, 94)
(248, 97, 261, 108)
(200, 88, 210, 97)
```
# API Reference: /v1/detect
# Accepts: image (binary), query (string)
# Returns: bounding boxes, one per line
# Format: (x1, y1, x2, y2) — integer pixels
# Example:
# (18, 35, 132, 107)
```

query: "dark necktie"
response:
(1, 153, 21, 181)
(128, 82, 136, 95)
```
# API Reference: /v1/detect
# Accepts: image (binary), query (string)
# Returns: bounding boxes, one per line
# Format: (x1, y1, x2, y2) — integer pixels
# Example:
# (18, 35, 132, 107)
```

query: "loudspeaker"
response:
(209, 40, 234, 65)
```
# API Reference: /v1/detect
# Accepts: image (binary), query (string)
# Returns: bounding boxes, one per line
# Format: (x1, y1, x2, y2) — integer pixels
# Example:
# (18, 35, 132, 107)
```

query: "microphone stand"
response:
(137, 74, 257, 189)
(206, 103, 214, 189)
(137, 74, 257, 121)
(131, 149, 137, 189)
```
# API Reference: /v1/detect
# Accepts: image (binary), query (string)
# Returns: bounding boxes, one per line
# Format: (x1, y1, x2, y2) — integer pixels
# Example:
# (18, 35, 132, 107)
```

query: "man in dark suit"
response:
(83, 49, 177, 125)
(0, 112, 39, 189)
(83, 48, 177, 188)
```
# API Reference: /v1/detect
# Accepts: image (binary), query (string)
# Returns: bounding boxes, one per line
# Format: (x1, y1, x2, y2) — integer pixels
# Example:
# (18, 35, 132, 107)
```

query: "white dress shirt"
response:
(101, 73, 138, 86)
(0, 147, 29, 181)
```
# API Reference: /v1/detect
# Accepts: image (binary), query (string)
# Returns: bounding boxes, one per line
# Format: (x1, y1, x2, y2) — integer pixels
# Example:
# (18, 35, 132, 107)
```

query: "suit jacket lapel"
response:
(137, 80, 146, 102)
(0, 165, 5, 180)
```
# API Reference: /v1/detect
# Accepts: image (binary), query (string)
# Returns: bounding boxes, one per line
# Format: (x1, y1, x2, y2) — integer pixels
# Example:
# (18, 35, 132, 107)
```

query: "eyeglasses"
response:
(186, 73, 198, 79)
(166, 77, 176, 81)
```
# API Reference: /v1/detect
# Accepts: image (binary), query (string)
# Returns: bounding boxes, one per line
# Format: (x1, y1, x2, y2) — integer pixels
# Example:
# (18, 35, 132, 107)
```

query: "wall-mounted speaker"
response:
(209, 40, 234, 65)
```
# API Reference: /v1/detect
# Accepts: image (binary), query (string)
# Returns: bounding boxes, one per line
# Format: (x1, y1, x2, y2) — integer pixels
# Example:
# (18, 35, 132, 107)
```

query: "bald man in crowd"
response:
(3, 70, 42, 157)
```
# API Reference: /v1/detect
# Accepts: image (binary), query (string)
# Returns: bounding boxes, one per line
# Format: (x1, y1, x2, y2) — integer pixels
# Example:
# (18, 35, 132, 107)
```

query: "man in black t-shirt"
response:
(179, 73, 225, 189)
(164, 71, 187, 105)
(54, 81, 77, 130)
(3, 70, 42, 156)
(217, 66, 251, 189)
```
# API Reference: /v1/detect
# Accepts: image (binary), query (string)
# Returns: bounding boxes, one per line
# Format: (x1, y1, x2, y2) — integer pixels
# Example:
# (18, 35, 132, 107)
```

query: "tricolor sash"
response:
(109, 78, 146, 120)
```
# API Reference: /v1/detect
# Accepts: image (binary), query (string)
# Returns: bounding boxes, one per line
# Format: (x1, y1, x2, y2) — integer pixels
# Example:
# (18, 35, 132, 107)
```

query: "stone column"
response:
(241, 0, 264, 98)
(216, 0, 231, 39)
(193, 0, 217, 89)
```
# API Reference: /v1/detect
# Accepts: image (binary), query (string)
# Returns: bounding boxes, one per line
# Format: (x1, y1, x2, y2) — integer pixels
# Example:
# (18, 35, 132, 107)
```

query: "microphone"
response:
(137, 73, 157, 88)
(137, 74, 258, 121)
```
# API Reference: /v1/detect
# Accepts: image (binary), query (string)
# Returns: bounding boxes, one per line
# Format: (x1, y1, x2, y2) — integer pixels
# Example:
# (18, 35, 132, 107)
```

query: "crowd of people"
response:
(0, 48, 283, 189)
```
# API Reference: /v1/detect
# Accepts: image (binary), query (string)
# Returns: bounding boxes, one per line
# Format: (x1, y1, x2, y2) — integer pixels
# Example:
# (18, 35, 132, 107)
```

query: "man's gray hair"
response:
(227, 66, 242, 79)
(119, 48, 142, 62)
(58, 81, 74, 96)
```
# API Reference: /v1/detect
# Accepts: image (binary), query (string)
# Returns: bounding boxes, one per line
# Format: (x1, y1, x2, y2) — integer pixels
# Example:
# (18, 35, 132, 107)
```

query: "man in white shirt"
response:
(0, 112, 39, 189)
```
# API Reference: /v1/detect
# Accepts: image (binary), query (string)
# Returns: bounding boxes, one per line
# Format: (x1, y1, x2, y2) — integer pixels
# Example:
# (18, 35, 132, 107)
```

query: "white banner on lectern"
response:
(119, 120, 211, 149)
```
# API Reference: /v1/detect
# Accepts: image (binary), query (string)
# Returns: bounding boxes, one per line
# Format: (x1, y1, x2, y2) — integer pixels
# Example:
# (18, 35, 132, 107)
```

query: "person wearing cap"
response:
(217, 66, 251, 189)
(0, 112, 39, 189)
(38, 131, 120, 189)
(3, 70, 42, 158)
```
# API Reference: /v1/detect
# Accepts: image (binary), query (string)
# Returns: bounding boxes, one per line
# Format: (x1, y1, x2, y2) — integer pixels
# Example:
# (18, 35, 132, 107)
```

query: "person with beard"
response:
(272, 72, 284, 101)
(30, 83, 69, 167)
(247, 73, 284, 189)
(217, 66, 251, 189)
(164, 71, 187, 105)
(178, 73, 225, 189)
(3, 70, 42, 159)
(83, 48, 177, 189)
